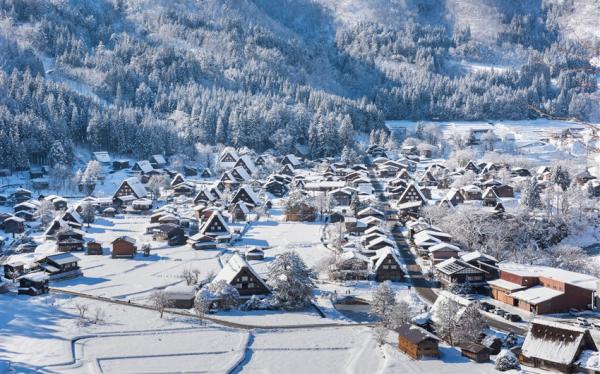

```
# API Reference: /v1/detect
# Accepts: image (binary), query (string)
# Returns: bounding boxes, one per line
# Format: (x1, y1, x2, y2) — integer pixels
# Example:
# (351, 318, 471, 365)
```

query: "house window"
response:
(234, 283, 242, 289)
(241, 276, 248, 282)
(383, 265, 389, 270)
(248, 283, 255, 288)
(390, 265, 397, 269)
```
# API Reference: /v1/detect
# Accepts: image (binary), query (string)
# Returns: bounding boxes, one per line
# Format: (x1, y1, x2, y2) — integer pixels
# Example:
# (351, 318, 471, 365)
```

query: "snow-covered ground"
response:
(0, 293, 508, 374)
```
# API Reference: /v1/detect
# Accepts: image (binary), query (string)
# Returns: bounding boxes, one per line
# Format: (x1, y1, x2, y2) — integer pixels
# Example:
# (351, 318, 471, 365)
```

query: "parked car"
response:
(480, 302, 495, 312)
(494, 309, 507, 317)
(577, 317, 591, 327)
(505, 313, 522, 322)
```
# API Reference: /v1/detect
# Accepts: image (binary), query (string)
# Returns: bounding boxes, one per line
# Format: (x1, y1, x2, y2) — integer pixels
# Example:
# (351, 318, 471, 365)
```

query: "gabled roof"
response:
(213, 253, 268, 289)
(357, 206, 384, 217)
(237, 155, 258, 174)
(220, 147, 240, 162)
(115, 177, 147, 199)
(43, 252, 81, 266)
(200, 211, 230, 235)
(93, 151, 111, 163)
(522, 319, 597, 365)
(233, 186, 261, 206)
(112, 236, 136, 244)
(428, 242, 460, 253)
(232, 166, 251, 181)
(150, 154, 166, 165)
(135, 160, 154, 174)
(283, 154, 301, 166)
(460, 250, 497, 264)
(397, 323, 439, 344)
(372, 247, 406, 273)
(435, 257, 486, 275)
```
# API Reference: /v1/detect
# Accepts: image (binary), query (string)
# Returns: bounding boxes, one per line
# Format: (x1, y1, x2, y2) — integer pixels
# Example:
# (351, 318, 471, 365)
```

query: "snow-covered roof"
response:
(510, 286, 563, 305)
(284, 154, 301, 166)
(135, 160, 154, 174)
(499, 263, 599, 291)
(372, 247, 407, 274)
(151, 154, 166, 165)
(365, 236, 395, 249)
(461, 250, 497, 263)
(428, 243, 460, 253)
(233, 166, 251, 181)
(200, 211, 230, 235)
(213, 253, 267, 289)
(357, 207, 384, 217)
(487, 278, 527, 291)
(164, 285, 197, 300)
(120, 177, 148, 199)
(235, 186, 260, 206)
(93, 151, 111, 163)
(44, 252, 80, 266)
(237, 155, 257, 174)
(522, 318, 594, 366)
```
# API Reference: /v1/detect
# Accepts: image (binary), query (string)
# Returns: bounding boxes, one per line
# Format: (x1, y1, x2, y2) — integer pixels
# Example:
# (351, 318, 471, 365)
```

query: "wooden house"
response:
(4, 216, 25, 236)
(493, 184, 514, 198)
(435, 257, 487, 288)
(264, 180, 288, 197)
(357, 207, 385, 220)
(231, 186, 261, 207)
(459, 342, 490, 363)
(328, 251, 370, 280)
(255, 155, 266, 166)
(18, 272, 49, 296)
(460, 185, 483, 200)
(132, 198, 153, 212)
(230, 201, 250, 222)
(428, 243, 460, 264)
(330, 189, 352, 206)
(151, 224, 186, 246)
(164, 285, 197, 308)
(172, 182, 195, 197)
(199, 168, 212, 178)
(132, 160, 154, 175)
(56, 228, 85, 252)
(170, 173, 185, 187)
(4, 262, 25, 279)
(194, 189, 216, 205)
(12, 188, 33, 204)
(482, 187, 498, 207)
(397, 323, 440, 359)
(112, 236, 137, 258)
(87, 240, 103, 255)
(112, 160, 130, 170)
(418, 171, 438, 187)
(279, 164, 295, 176)
(187, 233, 217, 250)
(113, 177, 148, 200)
(212, 253, 270, 297)
(231, 166, 251, 183)
(282, 154, 301, 168)
(371, 247, 405, 282)
(200, 211, 230, 239)
(149, 154, 167, 169)
(460, 251, 498, 280)
(397, 183, 426, 205)
(234, 155, 258, 176)
(464, 160, 480, 174)
(37, 252, 82, 279)
(219, 148, 240, 166)
(520, 319, 597, 373)
(244, 247, 265, 261)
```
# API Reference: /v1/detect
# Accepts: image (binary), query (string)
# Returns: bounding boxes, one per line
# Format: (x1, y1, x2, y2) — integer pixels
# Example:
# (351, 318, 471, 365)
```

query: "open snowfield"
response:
(238, 217, 331, 277)
(0, 293, 509, 374)
(36, 215, 222, 302)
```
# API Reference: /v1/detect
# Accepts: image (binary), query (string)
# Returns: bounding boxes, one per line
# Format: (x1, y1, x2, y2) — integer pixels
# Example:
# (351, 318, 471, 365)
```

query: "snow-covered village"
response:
(1, 1, 600, 373)
(1, 118, 600, 373)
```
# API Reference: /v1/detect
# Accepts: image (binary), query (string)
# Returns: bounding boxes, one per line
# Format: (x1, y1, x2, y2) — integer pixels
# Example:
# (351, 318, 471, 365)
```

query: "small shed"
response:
(18, 272, 49, 296)
(187, 234, 217, 250)
(164, 285, 197, 308)
(3, 262, 25, 279)
(112, 236, 137, 258)
(87, 240, 103, 255)
(245, 247, 265, 261)
(397, 323, 440, 359)
(459, 342, 490, 363)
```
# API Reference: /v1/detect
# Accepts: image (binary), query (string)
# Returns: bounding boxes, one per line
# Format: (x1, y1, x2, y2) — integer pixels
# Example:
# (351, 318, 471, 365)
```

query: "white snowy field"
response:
(15, 215, 224, 302)
(0, 294, 509, 374)
(236, 217, 332, 276)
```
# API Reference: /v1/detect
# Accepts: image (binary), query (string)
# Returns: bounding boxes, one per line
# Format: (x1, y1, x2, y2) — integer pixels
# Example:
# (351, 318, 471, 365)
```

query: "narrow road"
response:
(391, 226, 438, 304)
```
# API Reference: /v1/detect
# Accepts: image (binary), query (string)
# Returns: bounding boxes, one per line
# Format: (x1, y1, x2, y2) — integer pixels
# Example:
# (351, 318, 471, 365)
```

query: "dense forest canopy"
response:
(0, 0, 598, 168)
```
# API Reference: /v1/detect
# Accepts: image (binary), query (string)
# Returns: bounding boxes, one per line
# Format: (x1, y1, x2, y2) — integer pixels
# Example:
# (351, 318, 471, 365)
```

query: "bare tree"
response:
(35, 200, 56, 226)
(91, 307, 106, 324)
(80, 201, 95, 228)
(181, 268, 201, 286)
(75, 303, 89, 319)
(149, 290, 173, 318)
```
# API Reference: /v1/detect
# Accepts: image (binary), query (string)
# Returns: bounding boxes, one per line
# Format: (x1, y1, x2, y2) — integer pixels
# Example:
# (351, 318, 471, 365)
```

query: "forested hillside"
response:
(0, 0, 598, 168)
